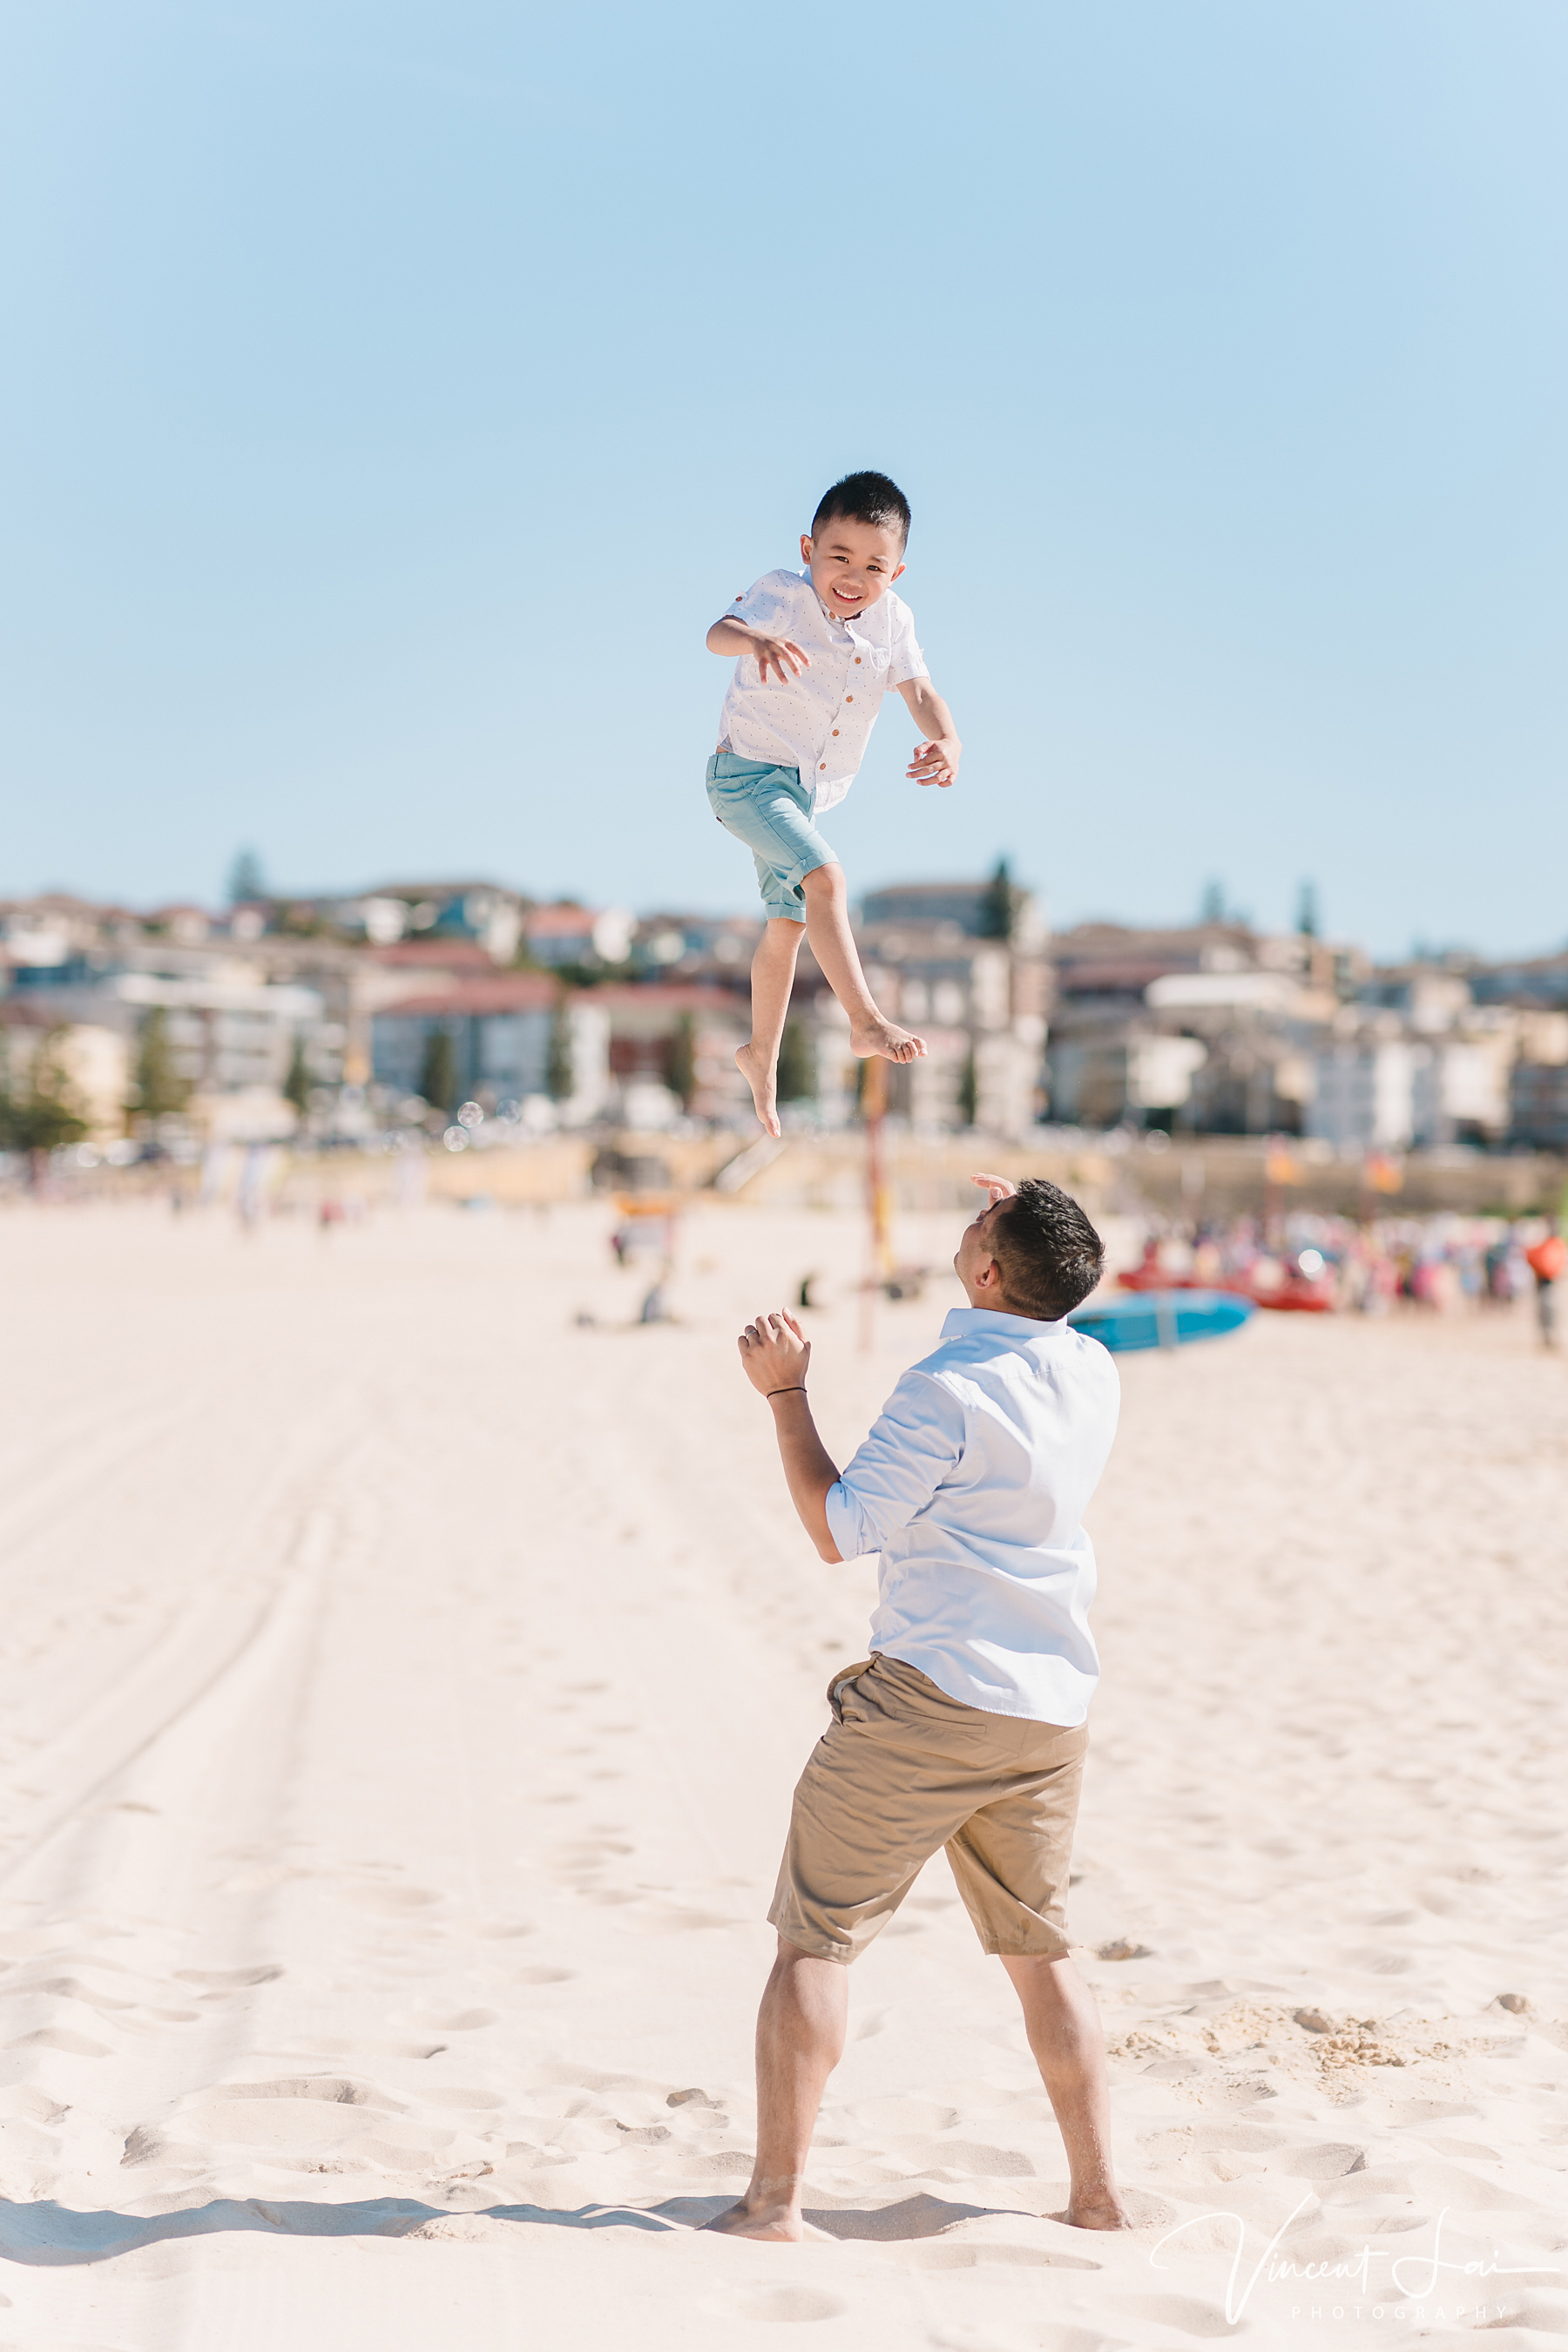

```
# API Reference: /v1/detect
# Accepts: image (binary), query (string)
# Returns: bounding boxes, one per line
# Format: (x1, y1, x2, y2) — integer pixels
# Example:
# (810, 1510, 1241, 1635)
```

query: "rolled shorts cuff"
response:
(705, 754, 835, 923)
(765, 1909, 859, 1965)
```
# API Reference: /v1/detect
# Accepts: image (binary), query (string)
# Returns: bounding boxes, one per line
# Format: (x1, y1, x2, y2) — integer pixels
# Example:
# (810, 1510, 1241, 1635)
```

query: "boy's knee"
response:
(801, 862, 845, 900)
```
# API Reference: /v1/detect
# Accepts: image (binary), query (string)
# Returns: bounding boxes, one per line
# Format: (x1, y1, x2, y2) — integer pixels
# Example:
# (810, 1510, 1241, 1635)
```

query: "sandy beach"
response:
(0, 1196, 1565, 2351)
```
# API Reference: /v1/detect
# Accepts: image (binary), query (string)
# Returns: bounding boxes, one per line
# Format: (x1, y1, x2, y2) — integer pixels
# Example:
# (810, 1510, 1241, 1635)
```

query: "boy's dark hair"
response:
(989, 1179, 1105, 1321)
(811, 470, 911, 547)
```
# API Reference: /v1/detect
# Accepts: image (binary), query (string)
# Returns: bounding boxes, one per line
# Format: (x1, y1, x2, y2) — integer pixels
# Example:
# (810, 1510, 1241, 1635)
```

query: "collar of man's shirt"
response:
(940, 1307, 1071, 1340)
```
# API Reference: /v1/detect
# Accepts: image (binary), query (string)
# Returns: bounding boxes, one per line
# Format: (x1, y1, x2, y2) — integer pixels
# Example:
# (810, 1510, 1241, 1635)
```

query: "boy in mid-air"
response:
(706, 471, 963, 1137)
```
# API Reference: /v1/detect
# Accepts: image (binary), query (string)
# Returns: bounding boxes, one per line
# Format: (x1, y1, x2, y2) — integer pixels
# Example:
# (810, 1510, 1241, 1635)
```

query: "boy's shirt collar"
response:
(797, 568, 890, 647)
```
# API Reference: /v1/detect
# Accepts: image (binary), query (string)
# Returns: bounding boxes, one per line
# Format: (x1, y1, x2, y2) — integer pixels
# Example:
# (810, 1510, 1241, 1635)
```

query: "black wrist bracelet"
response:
(767, 1386, 808, 1399)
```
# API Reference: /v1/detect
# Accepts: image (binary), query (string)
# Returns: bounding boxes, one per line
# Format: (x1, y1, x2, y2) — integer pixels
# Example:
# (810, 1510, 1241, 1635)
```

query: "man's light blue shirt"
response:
(824, 1307, 1120, 1727)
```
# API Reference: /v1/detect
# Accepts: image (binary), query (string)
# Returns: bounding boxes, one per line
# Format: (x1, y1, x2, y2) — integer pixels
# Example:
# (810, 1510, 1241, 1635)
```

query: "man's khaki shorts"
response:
(768, 1653, 1087, 1965)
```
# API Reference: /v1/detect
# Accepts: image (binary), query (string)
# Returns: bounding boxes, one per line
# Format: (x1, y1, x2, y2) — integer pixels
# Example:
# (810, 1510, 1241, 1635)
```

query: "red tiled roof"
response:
(374, 977, 558, 1017)
(368, 941, 497, 970)
(591, 985, 742, 1012)
(525, 906, 598, 936)
(1056, 960, 1203, 993)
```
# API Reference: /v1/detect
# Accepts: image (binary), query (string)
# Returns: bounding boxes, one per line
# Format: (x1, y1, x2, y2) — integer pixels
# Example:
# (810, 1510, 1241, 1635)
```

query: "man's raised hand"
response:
(971, 1172, 1017, 1208)
(738, 1309, 812, 1397)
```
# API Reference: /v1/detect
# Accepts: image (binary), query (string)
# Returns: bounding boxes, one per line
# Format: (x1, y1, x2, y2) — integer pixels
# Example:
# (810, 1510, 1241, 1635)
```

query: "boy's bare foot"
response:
(1056, 2189, 1135, 2230)
(703, 2198, 802, 2242)
(735, 1044, 781, 1138)
(849, 1019, 926, 1064)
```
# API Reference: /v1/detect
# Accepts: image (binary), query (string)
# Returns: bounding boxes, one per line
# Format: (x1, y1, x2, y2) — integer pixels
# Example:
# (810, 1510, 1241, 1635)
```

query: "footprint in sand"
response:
(845, 2096, 959, 2135)
(7, 2028, 110, 2057)
(130, 2073, 406, 2164)
(169, 2097, 380, 2153)
(926, 2323, 1105, 2352)
(907, 2242, 1096, 2269)
(895, 2138, 1036, 2180)
(701, 2286, 848, 2323)
(1269, 2141, 1366, 2178)
(173, 1964, 284, 1990)
(342, 1885, 443, 1914)
(1115, 2293, 1244, 2338)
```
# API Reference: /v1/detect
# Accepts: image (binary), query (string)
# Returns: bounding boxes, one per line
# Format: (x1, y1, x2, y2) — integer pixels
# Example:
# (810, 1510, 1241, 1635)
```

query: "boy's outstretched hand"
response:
(907, 737, 961, 787)
(752, 634, 810, 686)
(738, 1309, 812, 1397)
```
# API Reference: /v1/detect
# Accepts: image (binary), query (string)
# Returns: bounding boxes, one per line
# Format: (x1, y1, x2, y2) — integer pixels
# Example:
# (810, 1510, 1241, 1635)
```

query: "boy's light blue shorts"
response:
(706, 753, 835, 924)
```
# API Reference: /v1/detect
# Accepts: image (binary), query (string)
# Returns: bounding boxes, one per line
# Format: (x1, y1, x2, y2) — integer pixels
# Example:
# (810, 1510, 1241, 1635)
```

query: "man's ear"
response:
(974, 1253, 1004, 1294)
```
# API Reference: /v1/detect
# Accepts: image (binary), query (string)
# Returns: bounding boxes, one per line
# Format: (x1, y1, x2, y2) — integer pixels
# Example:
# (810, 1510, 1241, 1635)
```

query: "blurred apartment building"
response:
(1044, 920, 1568, 1150)
(6, 875, 1568, 1150)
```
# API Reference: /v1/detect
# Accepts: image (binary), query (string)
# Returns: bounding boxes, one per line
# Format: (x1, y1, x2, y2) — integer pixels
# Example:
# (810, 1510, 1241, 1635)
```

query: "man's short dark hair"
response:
(811, 470, 911, 547)
(990, 1179, 1105, 1321)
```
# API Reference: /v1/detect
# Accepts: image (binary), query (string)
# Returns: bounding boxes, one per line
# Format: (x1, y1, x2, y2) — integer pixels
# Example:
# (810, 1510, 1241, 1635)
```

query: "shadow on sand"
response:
(0, 2189, 1038, 2267)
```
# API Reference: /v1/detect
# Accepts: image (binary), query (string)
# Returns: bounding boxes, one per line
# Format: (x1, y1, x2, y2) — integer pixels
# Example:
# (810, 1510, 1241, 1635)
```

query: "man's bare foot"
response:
(849, 1018, 926, 1064)
(735, 1043, 781, 1138)
(1057, 2188, 1135, 2230)
(703, 2198, 802, 2242)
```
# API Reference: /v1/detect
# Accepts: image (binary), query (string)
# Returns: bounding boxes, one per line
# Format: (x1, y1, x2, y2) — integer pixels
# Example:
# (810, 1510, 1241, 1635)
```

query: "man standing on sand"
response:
(710, 1173, 1132, 2242)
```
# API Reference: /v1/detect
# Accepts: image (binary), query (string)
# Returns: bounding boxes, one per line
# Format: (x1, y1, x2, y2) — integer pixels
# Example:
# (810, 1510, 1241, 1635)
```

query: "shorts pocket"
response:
(827, 1659, 875, 1722)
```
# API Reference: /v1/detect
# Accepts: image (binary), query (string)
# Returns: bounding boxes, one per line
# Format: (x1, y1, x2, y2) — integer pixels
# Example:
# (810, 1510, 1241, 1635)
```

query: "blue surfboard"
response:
(1068, 1288, 1256, 1354)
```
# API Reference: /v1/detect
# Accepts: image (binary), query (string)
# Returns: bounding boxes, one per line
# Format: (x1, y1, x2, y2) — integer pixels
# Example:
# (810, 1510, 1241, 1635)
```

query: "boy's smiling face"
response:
(799, 517, 906, 624)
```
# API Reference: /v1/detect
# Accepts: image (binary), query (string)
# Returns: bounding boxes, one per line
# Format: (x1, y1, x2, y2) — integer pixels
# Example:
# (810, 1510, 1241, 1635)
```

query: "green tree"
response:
(1200, 878, 1226, 924)
(227, 848, 267, 903)
(956, 1050, 978, 1127)
(418, 1027, 458, 1117)
(0, 1027, 89, 1158)
(977, 856, 1017, 941)
(666, 1013, 696, 1109)
(129, 1008, 192, 1123)
(776, 1018, 813, 1103)
(546, 1001, 574, 1102)
(1296, 879, 1320, 938)
(283, 1036, 313, 1118)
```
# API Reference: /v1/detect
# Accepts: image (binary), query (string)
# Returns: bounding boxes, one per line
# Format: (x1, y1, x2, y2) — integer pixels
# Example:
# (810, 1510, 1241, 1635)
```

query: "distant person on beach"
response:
(713, 1173, 1131, 2241)
(704, 471, 962, 1138)
(1526, 1220, 1565, 1348)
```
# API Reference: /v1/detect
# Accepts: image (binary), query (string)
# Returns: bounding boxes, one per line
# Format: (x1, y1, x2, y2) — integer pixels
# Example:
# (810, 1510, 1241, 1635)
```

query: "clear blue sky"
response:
(3, 2, 1564, 958)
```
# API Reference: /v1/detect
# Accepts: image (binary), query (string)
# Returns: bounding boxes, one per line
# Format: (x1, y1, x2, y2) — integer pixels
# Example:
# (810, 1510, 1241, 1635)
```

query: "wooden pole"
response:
(860, 1058, 890, 1352)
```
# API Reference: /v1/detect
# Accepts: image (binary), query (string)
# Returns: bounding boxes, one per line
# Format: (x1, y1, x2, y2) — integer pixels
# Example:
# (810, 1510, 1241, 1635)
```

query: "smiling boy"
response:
(705, 471, 963, 1136)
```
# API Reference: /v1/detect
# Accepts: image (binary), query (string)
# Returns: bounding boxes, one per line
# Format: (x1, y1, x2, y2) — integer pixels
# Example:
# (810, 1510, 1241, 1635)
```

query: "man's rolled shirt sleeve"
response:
(824, 1370, 966, 1561)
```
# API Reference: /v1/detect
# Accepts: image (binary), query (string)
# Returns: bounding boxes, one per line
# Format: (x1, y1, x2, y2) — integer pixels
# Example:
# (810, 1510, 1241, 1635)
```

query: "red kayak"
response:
(1119, 1247, 1334, 1314)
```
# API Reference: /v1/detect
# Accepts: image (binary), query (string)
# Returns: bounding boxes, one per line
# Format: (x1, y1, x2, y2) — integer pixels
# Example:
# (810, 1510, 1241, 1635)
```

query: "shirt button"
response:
(832, 729, 839, 736)
(820, 761, 827, 769)
(845, 694, 853, 703)
(855, 656, 862, 664)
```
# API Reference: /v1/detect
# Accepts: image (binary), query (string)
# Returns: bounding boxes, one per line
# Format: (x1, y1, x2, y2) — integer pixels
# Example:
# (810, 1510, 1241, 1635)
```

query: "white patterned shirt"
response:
(716, 568, 928, 814)
(824, 1308, 1121, 1726)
